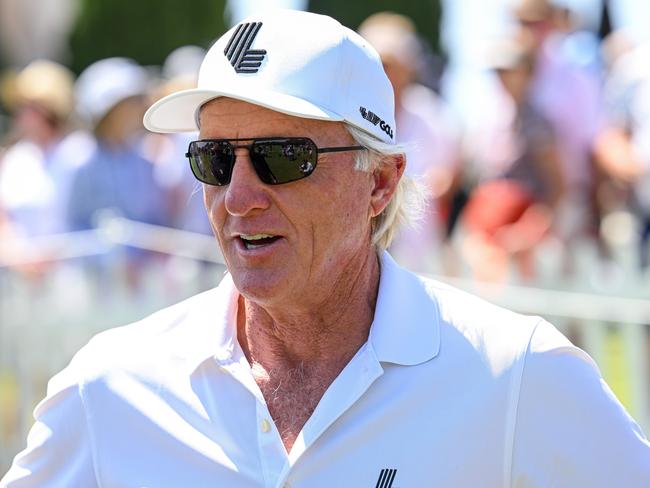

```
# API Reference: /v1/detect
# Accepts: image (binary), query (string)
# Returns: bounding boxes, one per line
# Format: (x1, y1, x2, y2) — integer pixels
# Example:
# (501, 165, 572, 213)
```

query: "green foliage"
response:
(307, 0, 442, 54)
(68, 0, 227, 74)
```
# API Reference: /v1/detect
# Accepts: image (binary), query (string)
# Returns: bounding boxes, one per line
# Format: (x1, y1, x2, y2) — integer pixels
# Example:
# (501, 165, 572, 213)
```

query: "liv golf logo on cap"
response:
(359, 106, 394, 140)
(224, 22, 267, 73)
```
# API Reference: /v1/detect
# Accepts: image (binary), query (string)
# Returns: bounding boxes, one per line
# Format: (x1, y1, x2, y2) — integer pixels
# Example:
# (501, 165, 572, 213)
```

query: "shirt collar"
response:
(369, 251, 441, 365)
(182, 272, 240, 373)
(183, 251, 441, 373)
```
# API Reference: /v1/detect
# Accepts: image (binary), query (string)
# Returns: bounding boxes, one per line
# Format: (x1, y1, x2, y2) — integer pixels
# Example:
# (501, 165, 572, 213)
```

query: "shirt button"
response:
(283, 483, 291, 488)
(260, 419, 271, 433)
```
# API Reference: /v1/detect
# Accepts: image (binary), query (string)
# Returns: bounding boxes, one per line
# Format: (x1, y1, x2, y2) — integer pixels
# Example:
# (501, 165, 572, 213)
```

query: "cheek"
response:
(202, 185, 214, 209)
(203, 186, 226, 231)
(314, 180, 373, 244)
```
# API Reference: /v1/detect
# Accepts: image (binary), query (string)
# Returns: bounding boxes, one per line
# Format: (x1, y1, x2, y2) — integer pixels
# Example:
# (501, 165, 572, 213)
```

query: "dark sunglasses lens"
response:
(251, 139, 317, 185)
(188, 141, 234, 186)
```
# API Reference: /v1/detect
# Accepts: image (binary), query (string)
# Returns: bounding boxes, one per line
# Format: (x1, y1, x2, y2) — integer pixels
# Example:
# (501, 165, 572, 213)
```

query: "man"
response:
(0, 60, 83, 274)
(512, 0, 602, 275)
(2, 9, 649, 487)
(595, 37, 650, 269)
(462, 32, 564, 283)
(68, 57, 169, 233)
(67, 57, 172, 288)
(0, 60, 81, 239)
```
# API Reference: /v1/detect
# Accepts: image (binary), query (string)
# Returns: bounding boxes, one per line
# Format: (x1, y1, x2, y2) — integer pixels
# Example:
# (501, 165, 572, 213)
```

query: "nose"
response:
(224, 147, 271, 216)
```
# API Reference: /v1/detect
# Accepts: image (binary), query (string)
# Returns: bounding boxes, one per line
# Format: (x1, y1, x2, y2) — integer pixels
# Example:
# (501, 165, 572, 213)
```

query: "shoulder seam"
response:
(78, 379, 103, 487)
(502, 316, 544, 488)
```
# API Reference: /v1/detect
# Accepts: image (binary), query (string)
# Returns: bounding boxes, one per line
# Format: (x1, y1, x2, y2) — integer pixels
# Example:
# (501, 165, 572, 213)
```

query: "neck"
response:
(237, 250, 380, 373)
(30, 128, 60, 150)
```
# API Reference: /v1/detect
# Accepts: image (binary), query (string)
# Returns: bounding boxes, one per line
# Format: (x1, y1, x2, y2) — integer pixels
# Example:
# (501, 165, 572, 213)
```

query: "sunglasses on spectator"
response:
(186, 137, 365, 186)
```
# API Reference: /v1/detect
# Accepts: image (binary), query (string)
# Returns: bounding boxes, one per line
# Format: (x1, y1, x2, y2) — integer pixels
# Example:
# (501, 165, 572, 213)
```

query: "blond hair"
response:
(345, 124, 426, 250)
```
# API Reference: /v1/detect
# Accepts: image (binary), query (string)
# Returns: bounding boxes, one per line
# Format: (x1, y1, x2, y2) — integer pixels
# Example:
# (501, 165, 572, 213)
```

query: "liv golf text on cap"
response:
(143, 9, 396, 144)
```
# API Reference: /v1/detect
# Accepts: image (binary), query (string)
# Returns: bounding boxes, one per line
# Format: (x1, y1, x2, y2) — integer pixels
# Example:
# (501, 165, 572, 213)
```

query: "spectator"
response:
(0, 60, 90, 239)
(68, 57, 169, 231)
(595, 36, 650, 270)
(67, 57, 173, 288)
(462, 33, 565, 283)
(513, 0, 603, 272)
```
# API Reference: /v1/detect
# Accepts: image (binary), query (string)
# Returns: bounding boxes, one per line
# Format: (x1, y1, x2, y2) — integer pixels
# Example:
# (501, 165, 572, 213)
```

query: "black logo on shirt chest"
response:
(375, 468, 397, 488)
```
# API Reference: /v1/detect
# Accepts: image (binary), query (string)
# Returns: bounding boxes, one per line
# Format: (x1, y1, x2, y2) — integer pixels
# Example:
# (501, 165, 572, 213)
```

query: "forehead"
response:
(198, 97, 352, 143)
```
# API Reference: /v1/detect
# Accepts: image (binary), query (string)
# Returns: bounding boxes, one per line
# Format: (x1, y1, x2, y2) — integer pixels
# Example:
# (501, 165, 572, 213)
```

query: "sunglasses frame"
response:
(185, 137, 366, 186)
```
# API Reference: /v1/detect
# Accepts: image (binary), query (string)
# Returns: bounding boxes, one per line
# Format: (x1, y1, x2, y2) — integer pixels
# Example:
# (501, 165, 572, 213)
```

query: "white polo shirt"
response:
(2, 253, 649, 487)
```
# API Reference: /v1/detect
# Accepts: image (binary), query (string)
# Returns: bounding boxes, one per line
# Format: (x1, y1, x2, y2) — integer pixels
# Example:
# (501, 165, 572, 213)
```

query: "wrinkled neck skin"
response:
(237, 248, 380, 377)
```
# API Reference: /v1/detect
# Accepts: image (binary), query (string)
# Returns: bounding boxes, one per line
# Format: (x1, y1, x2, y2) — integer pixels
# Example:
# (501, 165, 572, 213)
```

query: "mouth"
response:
(238, 233, 282, 250)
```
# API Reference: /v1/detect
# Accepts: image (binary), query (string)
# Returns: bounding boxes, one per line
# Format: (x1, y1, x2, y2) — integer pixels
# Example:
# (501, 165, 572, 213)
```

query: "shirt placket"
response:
(276, 344, 385, 488)
(256, 399, 288, 488)
(217, 354, 289, 488)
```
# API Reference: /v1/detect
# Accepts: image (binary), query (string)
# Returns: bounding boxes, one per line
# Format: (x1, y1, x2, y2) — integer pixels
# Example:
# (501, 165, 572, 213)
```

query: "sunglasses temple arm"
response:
(318, 146, 366, 154)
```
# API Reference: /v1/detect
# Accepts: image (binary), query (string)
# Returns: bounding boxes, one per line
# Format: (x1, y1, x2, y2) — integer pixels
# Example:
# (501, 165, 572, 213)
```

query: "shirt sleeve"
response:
(0, 363, 98, 487)
(510, 320, 650, 487)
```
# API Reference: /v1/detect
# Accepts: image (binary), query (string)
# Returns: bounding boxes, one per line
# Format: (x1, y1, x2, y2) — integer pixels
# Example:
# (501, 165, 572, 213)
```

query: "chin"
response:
(229, 267, 292, 305)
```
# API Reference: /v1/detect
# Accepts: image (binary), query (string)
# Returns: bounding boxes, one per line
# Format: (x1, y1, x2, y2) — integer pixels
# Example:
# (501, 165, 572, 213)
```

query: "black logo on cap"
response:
(360, 106, 394, 139)
(224, 22, 267, 73)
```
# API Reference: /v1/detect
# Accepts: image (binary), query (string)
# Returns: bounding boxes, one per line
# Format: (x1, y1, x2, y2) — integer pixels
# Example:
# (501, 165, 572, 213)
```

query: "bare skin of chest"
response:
(253, 363, 333, 452)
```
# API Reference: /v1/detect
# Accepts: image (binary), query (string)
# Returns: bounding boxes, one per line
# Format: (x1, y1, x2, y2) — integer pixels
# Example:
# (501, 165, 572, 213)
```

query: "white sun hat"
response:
(143, 9, 396, 144)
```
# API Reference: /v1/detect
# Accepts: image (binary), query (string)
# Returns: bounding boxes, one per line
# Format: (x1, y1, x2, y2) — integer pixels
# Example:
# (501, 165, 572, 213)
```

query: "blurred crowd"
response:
(0, 46, 213, 281)
(0, 0, 649, 289)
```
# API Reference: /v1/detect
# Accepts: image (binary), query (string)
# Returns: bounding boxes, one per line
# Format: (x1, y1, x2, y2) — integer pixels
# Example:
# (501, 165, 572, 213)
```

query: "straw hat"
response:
(14, 60, 75, 121)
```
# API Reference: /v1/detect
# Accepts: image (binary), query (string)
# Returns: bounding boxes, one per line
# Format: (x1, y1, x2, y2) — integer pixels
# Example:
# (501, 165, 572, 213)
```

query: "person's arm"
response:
(534, 142, 565, 210)
(528, 111, 565, 211)
(511, 320, 650, 487)
(594, 126, 646, 183)
(0, 364, 98, 487)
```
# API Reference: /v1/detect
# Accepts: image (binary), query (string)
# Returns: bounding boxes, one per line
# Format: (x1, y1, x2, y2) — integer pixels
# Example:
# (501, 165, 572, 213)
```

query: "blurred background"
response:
(1, 0, 650, 473)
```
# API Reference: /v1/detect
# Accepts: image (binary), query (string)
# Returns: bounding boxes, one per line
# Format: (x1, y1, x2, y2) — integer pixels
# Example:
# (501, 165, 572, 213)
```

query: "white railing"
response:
(1, 218, 649, 473)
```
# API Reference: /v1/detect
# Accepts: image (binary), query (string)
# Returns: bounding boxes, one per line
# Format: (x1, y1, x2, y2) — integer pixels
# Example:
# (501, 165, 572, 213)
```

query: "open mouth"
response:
(239, 233, 282, 250)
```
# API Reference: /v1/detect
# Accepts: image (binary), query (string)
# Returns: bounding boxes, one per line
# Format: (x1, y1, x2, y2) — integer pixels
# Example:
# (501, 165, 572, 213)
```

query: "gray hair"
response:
(345, 124, 426, 250)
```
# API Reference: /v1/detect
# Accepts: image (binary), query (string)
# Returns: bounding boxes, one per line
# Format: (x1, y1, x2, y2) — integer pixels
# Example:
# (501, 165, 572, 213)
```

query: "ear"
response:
(369, 153, 405, 218)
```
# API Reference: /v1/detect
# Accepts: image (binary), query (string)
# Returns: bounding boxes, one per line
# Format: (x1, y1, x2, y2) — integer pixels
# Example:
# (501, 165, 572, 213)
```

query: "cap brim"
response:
(143, 87, 344, 133)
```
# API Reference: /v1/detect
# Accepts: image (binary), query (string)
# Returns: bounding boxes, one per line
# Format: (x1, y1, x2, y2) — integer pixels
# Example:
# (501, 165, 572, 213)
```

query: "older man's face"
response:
(199, 98, 377, 309)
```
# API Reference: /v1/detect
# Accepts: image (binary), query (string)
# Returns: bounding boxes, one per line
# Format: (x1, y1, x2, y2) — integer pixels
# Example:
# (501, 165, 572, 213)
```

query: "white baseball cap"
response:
(76, 57, 148, 124)
(143, 9, 396, 144)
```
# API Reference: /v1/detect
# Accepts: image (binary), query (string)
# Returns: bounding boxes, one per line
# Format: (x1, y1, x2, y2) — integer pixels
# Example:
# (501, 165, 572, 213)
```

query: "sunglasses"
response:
(186, 137, 365, 186)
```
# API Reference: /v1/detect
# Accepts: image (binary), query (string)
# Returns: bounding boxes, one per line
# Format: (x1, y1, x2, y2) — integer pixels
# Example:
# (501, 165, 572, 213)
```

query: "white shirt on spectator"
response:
(0, 131, 94, 237)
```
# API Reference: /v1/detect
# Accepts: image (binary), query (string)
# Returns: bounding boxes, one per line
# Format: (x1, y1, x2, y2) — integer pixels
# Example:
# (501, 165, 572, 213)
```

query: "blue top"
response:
(67, 142, 170, 231)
